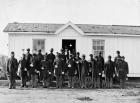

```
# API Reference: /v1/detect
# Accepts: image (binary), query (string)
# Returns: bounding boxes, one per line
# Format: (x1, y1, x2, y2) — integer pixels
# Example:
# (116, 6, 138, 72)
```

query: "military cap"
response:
(38, 49, 41, 52)
(116, 50, 120, 54)
(27, 48, 30, 51)
(108, 55, 111, 58)
(50, 48, 54, 52)
(77, 52, 80, 54)
(82, 54, 86, 57)
(89, 54, 93, 57)
(11, 51, 14, 54)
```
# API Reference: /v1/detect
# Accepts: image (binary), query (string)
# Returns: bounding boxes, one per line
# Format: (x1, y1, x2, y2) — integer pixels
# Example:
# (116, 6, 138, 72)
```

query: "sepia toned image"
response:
(0, 0, 140, 103)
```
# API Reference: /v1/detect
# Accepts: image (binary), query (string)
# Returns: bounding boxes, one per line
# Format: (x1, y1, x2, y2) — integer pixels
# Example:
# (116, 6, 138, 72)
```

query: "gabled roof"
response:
(3, 22, 140, 35)
(55, 21, 84, 35)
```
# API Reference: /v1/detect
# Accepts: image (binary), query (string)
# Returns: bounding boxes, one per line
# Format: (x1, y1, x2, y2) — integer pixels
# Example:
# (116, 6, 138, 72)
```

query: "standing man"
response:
(54, 54, 63, 88)
(75, 52, 82, 81)
(19, 54, 27, 87)
(25, 48, 32, 81)
(41, 56, 50, 88)
(98, 52, 104, 88)
(104, 56, 115, 88)
(47, 48, 55, 85)
(67, 54, 77, 88)
(114, 51, 122, 76)
(7, 51, 18, 89)
(119, 56, 129, 89)
(89, 54, 96, 87)
(81, 54, 89, 88)
(60, 49, 66, 63)
(60, 49, 67, 85)
(30, 54, 38, 88)
(37, 50, 44, 83)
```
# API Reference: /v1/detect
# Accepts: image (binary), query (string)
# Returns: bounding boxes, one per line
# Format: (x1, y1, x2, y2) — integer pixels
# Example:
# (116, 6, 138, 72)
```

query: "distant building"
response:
(3, 21, 140, 77)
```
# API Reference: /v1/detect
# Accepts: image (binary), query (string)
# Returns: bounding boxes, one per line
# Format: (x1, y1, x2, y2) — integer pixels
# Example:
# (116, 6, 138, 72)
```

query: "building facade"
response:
(3, 21, 140, 77)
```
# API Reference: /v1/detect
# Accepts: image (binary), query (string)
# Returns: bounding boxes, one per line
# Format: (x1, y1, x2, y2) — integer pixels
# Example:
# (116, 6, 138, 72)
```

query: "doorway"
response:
(62, 39, 76, 53)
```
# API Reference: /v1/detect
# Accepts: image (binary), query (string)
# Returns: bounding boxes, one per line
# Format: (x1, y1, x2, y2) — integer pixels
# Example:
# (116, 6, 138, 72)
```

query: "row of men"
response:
(7, 48, 129, 89)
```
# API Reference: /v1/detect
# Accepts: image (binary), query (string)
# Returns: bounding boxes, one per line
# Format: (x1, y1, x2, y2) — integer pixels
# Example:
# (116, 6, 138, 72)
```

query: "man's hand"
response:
(30, 64, 33, 67)
(49, 72, 51, 74)
(24, 68, 27, 71)
(41, 67, 44, 70)
(62, 72, 64, 74)
(68, 64, 71, 67)
(55, 65, 58, 68)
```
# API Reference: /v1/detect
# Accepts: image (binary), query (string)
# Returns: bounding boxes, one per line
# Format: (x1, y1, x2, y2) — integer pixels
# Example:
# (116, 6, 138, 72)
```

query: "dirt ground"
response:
(0, 87, 140, 103)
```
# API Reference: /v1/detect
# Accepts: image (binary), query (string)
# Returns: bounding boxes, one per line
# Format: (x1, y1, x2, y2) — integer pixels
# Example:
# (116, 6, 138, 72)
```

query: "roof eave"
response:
(85, 33, 140, 37)
(5, 31, 55, 35)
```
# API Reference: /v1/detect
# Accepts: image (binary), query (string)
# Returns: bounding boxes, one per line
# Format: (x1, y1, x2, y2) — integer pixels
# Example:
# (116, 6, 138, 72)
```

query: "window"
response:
(92, 40, 105, 57)
(33, 39, 45, 53)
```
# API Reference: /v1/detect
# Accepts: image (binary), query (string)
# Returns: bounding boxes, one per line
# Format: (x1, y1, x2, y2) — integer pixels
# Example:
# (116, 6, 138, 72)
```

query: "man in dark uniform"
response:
(54, 54, 63, 88)
(75, 52, 82, 81)
(104, 55, 115, 88)
(98, 52, 104, 88)
(30, 54, 38, 88)
(36, 50, 44, 82)
(60, 49, 67, 63)
(41, 55, 51, 88)
(7, 51, 18, 89)
(47, 48, 55, 85)
(19, 54, 27, 87)
(88, 54, 96, 87)
(25, 48, 32, 81)
(119, 56, 129, 89)
(59, 49, 67, 85)
(93, 56, 99, 88)
(114, 50, 122, 83)
(114, 51, 122, 73)
(81, 54, 89, 88)
(67, 54, 77, 88)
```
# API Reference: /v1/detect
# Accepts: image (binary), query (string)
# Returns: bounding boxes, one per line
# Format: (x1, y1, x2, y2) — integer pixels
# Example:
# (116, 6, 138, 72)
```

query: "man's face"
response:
(82, 56, 85, 60)
(90, 56, 93, 59)
(11, 53, 14, 58)
(108, 57, 111, 61)
(50, 49, 53, 53)
(77, 53, 79, 57)
(117, 52, 120, 56)
(22, 54, 25, 59)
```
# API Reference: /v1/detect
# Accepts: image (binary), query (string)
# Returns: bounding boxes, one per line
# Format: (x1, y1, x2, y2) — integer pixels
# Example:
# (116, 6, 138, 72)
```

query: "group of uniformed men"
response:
(7, 48, 129, 89)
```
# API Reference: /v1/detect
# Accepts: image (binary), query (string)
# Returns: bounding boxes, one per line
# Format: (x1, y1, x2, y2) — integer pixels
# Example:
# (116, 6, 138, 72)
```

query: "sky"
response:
(0, 0, 140, 55)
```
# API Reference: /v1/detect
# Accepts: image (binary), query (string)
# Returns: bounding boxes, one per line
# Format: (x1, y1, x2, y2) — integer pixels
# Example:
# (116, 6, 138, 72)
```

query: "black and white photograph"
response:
(0, 0, 140, 103)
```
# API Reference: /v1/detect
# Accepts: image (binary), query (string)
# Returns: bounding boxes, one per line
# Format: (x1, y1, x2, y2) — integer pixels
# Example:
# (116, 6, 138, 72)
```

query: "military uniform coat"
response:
(47, 53, 55, 72)
(67, 58, 77, 76)
(7, 58, 18, 78)
(37, 53, 44, 71)
(19, 58, 27, 77)
(54, 58, 63, 76)
(81, 60, 89, 76)
(30, 57, 38, 75)
(104, 60, 115, 78)
(25, 53, 32, 70)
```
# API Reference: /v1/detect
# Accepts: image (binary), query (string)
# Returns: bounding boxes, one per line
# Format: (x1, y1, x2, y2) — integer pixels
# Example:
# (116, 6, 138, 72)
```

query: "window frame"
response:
(32, 39, 45, 53)
(92, 39, 105, 57)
